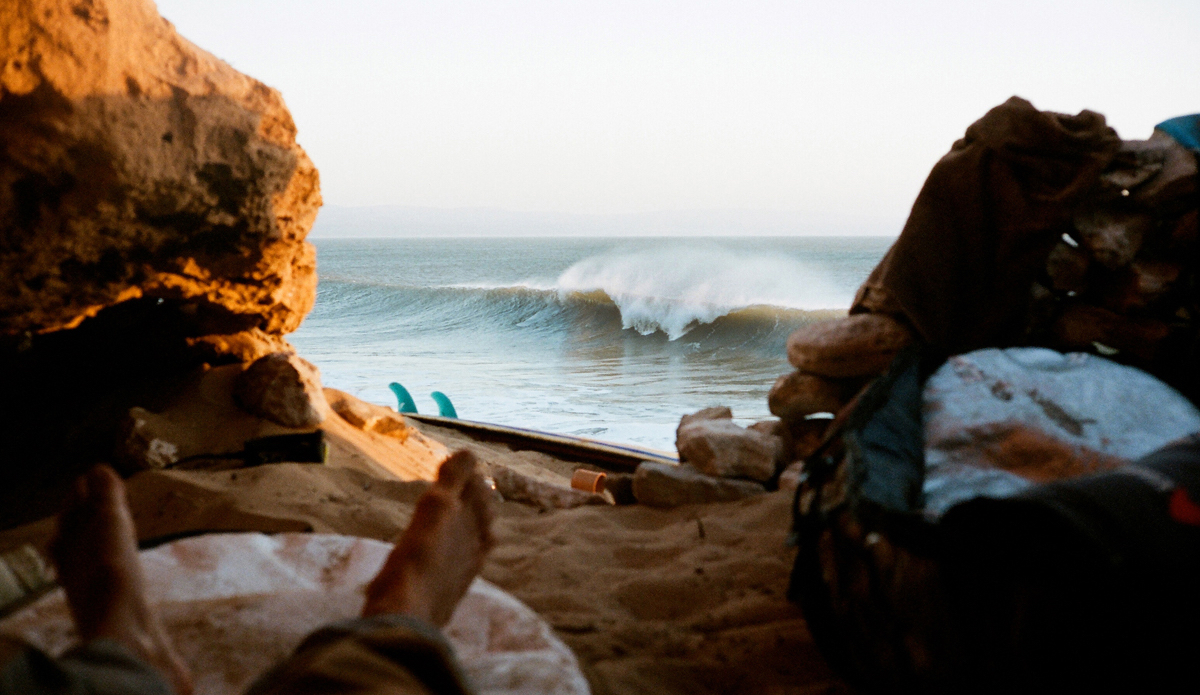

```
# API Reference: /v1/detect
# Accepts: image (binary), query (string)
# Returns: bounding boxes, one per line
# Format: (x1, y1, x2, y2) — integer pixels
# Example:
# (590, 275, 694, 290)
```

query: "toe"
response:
(87, 465, 126, 507)
(461, 475, 495, 551)
(436, 450, 477, 489)
(403, 491, 455, 560)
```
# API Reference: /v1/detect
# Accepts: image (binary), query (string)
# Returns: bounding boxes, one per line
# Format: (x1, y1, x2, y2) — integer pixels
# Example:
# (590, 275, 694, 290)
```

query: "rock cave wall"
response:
(0, 0, 322, 526)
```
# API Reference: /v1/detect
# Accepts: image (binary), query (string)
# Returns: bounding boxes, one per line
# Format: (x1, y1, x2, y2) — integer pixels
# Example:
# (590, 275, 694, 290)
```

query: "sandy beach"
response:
(145, 462, 846, 695)
(0, 420, 849, 695)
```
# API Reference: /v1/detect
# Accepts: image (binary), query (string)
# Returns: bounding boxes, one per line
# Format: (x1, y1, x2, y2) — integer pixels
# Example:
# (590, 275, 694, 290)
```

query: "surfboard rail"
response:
(403, 414, 678, 472)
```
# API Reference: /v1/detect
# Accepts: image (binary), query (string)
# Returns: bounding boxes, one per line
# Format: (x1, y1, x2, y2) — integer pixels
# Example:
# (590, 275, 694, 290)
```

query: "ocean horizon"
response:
(290, 236, 893, 451)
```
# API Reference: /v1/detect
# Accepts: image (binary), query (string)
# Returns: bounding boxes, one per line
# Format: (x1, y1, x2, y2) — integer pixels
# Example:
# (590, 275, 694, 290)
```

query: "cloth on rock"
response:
(852, 96, 1121, 355)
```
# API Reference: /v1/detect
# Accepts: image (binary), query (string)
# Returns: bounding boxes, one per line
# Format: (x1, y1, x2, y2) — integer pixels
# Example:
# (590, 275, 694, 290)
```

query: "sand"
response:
(0, 418, 849, 694)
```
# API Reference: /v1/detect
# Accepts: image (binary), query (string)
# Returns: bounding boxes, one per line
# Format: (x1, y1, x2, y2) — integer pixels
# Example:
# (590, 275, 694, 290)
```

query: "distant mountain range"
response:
(308, 206, 900, 238)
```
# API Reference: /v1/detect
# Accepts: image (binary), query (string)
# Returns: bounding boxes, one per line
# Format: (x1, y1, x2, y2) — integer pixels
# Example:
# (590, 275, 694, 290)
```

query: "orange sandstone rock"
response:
(0, 0, 324, 528)
(233, 352, 330, 429)
(0, 0, 321, 338)
(786, 314, 912, 378)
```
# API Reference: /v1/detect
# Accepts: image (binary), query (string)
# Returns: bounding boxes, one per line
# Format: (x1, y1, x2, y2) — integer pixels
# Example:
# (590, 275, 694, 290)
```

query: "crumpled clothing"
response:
(852, 96, 1121, 355)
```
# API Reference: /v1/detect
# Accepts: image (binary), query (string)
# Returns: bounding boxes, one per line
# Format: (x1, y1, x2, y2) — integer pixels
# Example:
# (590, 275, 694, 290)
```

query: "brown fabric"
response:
(0, 638, 173, 695)
(0, 618, 469, 695)
(853, 96, 1122, 355)
(243, 616, 473, 695)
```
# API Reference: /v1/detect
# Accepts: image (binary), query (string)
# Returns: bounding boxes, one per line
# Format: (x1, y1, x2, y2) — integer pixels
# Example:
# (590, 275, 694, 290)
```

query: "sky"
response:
(155, 0, 1200, 236)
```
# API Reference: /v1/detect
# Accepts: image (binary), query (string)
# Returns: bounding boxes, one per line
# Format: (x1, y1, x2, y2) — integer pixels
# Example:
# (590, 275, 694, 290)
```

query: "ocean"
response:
(290, 236, 893, 451)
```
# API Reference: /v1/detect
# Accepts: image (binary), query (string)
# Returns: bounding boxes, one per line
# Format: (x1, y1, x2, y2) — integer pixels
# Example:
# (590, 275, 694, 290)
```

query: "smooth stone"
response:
(234, 352, 330, 428)
(674, 406, 733, 446)
(324, 388, 410, 438)
(632, 462, 766, 507)
(768, 370, 855, 420)
(786, 314, 912, 378)
(490, 466, 608, 511)
(676, 419, 781, 482)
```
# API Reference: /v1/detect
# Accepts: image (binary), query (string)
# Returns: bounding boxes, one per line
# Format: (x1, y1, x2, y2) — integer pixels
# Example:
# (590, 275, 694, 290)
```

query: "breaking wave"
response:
(313, 246, 851, 351)
(552, 246, 851, 339)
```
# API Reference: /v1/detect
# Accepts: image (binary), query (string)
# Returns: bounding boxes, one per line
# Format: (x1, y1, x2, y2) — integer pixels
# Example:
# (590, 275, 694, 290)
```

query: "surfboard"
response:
(403, 413, 678, 473)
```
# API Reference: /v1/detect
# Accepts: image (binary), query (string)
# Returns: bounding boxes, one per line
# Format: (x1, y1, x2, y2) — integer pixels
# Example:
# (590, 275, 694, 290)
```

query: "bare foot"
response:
(363, 450, 495, 626)
(51, 466, 194, 695)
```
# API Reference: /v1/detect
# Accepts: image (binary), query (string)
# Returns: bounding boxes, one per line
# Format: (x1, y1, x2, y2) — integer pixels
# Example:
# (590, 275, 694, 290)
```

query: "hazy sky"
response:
(156, 0, 1198, 234)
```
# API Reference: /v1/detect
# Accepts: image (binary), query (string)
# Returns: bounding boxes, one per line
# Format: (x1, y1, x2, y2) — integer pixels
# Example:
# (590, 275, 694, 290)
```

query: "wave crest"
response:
(553, 246, 850, 339)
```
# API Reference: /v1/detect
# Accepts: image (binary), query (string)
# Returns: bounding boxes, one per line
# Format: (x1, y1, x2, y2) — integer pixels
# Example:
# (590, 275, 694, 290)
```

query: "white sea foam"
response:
(553, 245, 850, 339)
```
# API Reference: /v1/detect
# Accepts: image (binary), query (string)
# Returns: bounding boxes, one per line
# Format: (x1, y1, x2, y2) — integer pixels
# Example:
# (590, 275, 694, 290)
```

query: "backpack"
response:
(787, 346, 1200, 694)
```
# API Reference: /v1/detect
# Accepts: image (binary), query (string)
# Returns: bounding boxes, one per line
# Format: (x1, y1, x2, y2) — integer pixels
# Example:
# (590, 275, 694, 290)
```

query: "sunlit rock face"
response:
(0, 0, 321, 338)
(0, 0, 321, 526)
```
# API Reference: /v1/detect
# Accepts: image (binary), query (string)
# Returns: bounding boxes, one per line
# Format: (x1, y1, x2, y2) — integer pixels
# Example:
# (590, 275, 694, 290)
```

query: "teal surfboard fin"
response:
(389, 382, 418, 413)
(431, 391, 457, 418)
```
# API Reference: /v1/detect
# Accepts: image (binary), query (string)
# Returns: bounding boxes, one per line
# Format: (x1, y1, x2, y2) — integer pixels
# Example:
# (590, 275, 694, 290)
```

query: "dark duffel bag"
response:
(787, 346, 1200, 694)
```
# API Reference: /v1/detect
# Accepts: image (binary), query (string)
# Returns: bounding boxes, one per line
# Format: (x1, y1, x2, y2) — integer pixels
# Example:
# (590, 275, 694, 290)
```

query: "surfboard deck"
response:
(403, 414, 678, 473)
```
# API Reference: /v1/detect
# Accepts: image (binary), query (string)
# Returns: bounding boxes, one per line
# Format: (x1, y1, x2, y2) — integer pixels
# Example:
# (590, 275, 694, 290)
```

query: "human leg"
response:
(245, 450, 494, 695)
(0, 465, 193, 695)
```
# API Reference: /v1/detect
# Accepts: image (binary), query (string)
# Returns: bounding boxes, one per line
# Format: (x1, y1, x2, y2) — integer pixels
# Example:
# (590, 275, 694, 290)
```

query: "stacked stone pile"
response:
(764, 124, 1199, 485)
(767, 313, 914, 482)
(1030, 133, 1198, 372)
(626, 406, 789, 507)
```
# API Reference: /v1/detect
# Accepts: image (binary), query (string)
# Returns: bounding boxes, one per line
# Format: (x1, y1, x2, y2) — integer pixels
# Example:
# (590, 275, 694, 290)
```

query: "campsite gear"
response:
(787, 346, 1200, 694)
(570, 469, 606, 494)
(782, 98, 1200, 694)
(240, 431, 329, 466)
(921, 347, 1200, 515)
(172, 431, 328, 470)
